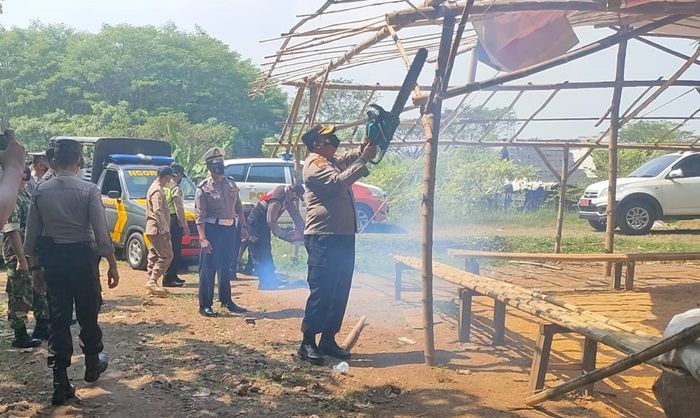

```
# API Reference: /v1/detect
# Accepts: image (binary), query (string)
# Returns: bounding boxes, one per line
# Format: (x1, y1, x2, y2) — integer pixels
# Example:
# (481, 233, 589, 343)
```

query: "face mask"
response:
(324, 135, 340, 149)
(207, 159, 225, 175)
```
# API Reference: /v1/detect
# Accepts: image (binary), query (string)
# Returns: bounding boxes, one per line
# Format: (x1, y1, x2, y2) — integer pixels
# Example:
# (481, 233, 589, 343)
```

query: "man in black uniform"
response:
(247, 184, 305, 290)
(25, 139, 120, 405)
(297, 125, 377, 365)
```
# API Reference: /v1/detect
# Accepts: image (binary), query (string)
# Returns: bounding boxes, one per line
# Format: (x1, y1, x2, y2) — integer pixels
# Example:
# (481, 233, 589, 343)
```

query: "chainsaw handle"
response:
(368, 147, 387, 165)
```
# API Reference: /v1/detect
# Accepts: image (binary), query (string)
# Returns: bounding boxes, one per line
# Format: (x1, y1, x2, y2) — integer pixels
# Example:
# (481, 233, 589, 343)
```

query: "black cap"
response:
(301, 124, 336, 149)
(171, 164, 184, 176)
(157, 166, 173, 178)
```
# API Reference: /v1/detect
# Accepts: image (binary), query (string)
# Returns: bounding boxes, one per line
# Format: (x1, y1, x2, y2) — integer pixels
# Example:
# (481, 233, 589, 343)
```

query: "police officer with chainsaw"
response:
(24, 138, 119, 405)
(297, 125, 379, 365)
(195, 147, 248, 317)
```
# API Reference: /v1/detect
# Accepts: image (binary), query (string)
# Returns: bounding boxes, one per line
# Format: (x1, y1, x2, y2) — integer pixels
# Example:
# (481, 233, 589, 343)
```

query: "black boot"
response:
(319, 336, 351, 360)
(32, 318, 50, 340)
(84, 353, 109, 383)
(11, 326, 42, 348)
(51, 367, 75, 405)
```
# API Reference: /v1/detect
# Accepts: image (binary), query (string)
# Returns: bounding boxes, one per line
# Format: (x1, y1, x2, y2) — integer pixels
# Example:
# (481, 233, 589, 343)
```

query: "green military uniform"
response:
(2, 190, 49, 331)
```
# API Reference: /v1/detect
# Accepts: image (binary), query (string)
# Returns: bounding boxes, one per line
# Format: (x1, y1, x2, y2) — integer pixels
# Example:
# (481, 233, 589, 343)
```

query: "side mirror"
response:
(107, 190, 121, 199)
(668, 168, 684, 179)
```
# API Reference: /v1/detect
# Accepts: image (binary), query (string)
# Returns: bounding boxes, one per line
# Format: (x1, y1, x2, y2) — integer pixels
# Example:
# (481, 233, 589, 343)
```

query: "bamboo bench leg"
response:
(625, 261, 636, 291)
(581, 337, 598, 396)
(464, 257, 480, 274)
(612, 262, 623, 290)
(458, 289, 474, 342)
(529, 324, 556, 392)
(493, 301, 506, 346)
(529, 324, 572, 392)
(395, 262, 404, 301)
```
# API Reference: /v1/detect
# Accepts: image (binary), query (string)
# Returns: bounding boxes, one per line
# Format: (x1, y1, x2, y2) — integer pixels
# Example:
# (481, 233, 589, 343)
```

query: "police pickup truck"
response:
(60, 137, 199, 269)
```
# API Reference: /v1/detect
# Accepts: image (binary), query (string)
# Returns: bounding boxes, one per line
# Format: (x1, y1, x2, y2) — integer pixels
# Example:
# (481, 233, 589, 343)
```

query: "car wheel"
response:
(356, 204, 373, 232)
(588, 220, 606, 232)
(126, 232, 148, 270)
(617, 200, 655, 235)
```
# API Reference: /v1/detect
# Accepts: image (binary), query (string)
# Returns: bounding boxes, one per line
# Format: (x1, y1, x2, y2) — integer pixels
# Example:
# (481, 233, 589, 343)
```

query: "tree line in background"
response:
(0, 23, 288, 174)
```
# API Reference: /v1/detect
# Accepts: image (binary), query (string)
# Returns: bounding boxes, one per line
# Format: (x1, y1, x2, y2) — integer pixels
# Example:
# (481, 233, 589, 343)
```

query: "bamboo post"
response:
(526, 321, 700, 406)
(554, 146, 570, 253)
(420, 15, 457, 367)
(340, 315, 367, 351)
(604, 34, 628, 263)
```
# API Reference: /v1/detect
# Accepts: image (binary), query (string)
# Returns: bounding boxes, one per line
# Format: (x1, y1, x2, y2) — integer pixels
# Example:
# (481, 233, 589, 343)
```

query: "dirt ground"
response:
(1, 254, 699, 417)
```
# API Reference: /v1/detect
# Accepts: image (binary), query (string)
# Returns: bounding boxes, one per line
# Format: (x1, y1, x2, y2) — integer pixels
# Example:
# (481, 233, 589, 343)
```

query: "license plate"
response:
(579, 199, 591, 207)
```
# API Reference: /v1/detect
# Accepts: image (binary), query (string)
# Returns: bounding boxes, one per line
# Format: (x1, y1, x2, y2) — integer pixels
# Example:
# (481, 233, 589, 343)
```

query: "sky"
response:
(1, 0, 698, 139)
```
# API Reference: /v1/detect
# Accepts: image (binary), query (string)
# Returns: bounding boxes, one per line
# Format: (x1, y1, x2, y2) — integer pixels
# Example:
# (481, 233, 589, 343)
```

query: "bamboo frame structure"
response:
(255, 0, 700, 367)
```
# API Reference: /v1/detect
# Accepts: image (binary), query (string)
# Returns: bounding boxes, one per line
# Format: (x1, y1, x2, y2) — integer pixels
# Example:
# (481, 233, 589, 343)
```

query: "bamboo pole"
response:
(271, 85, 306, 157)
(510, 89, 560, 142)
(554, 145, 569, 253)
(421, 15, 457, 367)
(340, 315, 367, 351)
(525, 321, 700, 406)
(412, 16, 685, 105)
(634, 36, 700, 66)
(282, 79, 700, 92)
(605, 34, 628, 260)
(264, 140, 700, 152)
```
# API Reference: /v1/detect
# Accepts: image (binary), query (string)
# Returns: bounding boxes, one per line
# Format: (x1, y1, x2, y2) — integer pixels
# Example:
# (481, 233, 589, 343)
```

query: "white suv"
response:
(578, 152, 700, 235)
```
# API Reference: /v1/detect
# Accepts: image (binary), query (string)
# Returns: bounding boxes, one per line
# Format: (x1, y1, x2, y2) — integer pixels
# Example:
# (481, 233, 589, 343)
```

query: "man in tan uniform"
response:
(195, 147, 248, 317)
(145, 166, 174, 297)
(163, 164, 188, 287)
(297, 125, 376, 365)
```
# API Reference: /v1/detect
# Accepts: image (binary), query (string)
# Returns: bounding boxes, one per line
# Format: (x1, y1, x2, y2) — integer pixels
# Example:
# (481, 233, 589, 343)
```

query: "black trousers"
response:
(42, 243, 103, 369)
(165, 214, 183, 282)
(301, 235, 355, 336)
(198, 223, 239, 308)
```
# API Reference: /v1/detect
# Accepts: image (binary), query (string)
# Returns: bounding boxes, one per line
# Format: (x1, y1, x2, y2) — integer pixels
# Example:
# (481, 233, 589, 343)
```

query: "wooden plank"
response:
(627, 252, 700, 262)
(581, 338, 598, 396)
(529, 324, 559, 392)
(625, 261, 636, 291)
(448, 249, 628, 262)
(493, 301, 507, 346)
(612, 262, 624, 290)
(458, 289, 473, 342)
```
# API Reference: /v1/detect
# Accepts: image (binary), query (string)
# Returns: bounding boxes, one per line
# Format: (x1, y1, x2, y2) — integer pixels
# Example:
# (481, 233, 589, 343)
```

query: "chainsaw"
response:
(365, 47, 428, 164)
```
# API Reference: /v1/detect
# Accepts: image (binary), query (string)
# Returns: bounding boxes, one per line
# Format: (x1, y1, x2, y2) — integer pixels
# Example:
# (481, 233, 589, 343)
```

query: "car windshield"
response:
(628, 154, 679, 178)
(123, 168, 196, 199)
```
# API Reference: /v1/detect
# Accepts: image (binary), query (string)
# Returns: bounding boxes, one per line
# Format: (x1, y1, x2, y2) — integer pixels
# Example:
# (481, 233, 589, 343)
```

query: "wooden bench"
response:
(447, 249, 700, 291)
(394, 255, 661, 394)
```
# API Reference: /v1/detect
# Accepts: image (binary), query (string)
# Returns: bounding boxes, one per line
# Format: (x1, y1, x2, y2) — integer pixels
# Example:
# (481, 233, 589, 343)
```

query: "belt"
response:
(205, 218, 235, 227)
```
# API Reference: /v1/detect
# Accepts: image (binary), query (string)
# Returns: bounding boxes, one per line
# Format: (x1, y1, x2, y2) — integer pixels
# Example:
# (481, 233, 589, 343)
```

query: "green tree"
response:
(0, 23, 287, 155)
(592, 121, 694, 178)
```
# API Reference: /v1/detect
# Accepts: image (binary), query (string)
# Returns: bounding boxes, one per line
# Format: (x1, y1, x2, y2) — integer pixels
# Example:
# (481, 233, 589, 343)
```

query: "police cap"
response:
(170, 163, 184, 176)
(301, 125, 335, 149)
(202, 147, 225, 162)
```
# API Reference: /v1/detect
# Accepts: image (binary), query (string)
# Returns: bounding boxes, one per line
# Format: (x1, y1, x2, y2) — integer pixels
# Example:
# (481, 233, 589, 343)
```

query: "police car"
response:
(62, 137, 200, 270)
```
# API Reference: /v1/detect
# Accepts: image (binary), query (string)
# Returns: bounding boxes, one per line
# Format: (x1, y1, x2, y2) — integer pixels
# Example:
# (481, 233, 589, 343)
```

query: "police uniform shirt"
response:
(303, 149, 369, 235)
(261, 185, 305, 240)
(24, 170, 114, 257)
(195, 176, 241, 225)
(145, 180, 170, 235)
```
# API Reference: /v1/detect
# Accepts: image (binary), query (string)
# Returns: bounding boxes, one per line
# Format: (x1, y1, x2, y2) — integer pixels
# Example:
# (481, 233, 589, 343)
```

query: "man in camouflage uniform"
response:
(3, 168, 49, 348)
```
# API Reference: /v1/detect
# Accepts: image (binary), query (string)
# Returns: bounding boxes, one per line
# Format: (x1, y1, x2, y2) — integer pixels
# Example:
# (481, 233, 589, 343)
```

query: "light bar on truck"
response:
(106, 154, 174, 166)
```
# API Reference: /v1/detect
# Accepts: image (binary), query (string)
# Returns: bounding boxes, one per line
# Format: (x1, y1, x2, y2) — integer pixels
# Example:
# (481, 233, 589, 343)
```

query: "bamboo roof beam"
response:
(263, 140, 700, 152)
(282, 79, 700, 91)
(476, 90, 525, 142)
(634, 36, 700, 65)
